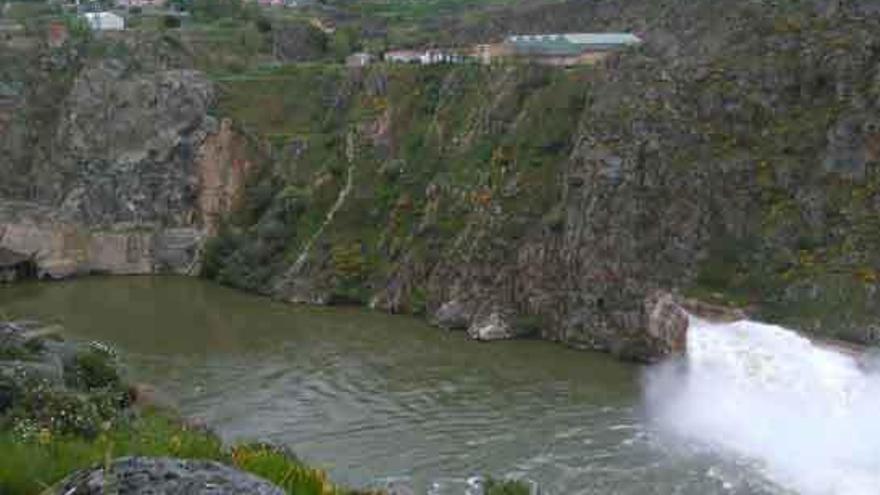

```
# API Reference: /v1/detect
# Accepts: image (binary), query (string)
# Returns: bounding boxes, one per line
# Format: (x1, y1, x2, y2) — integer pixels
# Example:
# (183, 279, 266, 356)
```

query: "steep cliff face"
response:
(204, 4, 880, 358)
(5, 2, 880, 359)
(0, 35, 257, 277)
(196, 118, 257, 235)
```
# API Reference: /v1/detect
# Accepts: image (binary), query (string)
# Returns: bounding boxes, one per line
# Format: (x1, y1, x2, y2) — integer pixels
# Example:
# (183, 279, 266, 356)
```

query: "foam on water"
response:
(645, 317, 880, 495)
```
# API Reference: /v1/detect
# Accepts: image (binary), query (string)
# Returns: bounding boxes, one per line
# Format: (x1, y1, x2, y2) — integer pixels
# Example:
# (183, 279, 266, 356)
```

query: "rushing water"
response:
(646, 318, 880, 495)
(0, 276, 843, 494)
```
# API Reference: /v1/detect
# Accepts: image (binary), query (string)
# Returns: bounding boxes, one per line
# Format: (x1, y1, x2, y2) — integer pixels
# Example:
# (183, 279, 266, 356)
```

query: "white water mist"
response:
(644, 317, 880, 495)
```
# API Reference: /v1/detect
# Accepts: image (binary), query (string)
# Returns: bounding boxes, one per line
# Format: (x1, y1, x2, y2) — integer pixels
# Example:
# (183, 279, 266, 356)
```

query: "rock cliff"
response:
(6, 2, 880, 361)
(0, 34, 257, 277)
(203, 2, 880, 359)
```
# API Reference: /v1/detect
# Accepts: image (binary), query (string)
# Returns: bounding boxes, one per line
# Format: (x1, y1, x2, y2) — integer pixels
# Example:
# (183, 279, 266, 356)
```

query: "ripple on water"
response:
(1, 277, 790, 494)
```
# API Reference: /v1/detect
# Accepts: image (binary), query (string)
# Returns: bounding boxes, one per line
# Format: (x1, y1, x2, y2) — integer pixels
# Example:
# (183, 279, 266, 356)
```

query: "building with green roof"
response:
(502, 33, 642, 66)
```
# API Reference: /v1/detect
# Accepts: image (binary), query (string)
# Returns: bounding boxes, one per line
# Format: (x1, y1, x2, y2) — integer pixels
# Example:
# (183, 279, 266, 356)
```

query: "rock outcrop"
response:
(0, 320, 127, 437)
(53, 457, 285, 495)
(0, 201, 204, 278)
(431, 300, 473, 330)
(0, 37, 258, 278)
(467, 311, 515, 342)
(642, 292, 689, 362)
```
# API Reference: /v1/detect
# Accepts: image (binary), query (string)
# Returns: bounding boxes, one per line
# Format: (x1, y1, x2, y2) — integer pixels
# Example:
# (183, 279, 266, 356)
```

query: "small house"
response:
(82, 12, 125, 31)
(116, 0, 167, 7)
(384, 49, 463, 65)
(503, 33, 642, 66)
(0, 247, 35, 283)
(346, 52, 374, 68)
(419, 49, 462, 65)
(384, 50, 422, 64)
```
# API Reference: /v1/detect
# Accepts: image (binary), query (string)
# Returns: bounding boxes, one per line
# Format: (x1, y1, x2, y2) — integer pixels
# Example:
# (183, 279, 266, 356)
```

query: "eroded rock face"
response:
(45, 62, 213, 226)
(53, 457, 285, 495)
(196, 118, 256, 235)
(0, 207, 204, 277)
(0, 45, 258, 277)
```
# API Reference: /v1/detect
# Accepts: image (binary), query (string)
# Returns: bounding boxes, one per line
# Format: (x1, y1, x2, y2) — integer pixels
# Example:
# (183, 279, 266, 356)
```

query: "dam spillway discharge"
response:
(645, 317, 880, 495)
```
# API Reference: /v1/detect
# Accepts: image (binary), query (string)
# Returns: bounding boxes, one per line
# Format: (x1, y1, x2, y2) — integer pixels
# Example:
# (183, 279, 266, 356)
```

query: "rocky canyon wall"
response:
(0, 35, 256, 278)
(204, 3, 880, 359)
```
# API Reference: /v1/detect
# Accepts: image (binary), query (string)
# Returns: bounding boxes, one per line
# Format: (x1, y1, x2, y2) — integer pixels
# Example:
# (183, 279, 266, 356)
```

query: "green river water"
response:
(0, 277, 780, 494)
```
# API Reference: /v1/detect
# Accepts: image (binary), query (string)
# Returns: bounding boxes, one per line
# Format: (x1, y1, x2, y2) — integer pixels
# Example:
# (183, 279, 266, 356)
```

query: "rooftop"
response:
(506, 33, 642, 56)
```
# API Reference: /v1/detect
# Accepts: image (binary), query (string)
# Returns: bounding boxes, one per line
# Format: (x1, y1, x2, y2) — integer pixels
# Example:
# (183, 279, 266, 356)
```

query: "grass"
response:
(0, 408, 365, 495)
(484, 477, 533, 495)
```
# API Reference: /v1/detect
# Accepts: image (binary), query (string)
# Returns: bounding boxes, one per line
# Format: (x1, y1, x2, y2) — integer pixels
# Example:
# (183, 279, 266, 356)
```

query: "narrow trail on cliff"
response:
(279, 130, 357, 285)
(644, 317, 880, 495)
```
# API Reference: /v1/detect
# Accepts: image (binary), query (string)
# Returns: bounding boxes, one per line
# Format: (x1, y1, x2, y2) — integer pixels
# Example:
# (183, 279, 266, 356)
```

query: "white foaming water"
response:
(645, 317, 880, 495)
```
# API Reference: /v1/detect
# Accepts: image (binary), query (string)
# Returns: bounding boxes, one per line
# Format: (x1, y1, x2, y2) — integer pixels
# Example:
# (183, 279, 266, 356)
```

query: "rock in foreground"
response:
(53, 457, 285, 495)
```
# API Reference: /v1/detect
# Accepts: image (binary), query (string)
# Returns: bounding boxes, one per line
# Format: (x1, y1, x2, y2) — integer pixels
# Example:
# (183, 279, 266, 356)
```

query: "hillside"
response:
(206, 0, 880, 354)
(2, 0, 880, 358)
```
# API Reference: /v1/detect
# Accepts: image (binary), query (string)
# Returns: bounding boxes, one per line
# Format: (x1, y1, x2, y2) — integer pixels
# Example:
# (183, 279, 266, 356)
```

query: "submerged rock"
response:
(52, 457, 285, 495)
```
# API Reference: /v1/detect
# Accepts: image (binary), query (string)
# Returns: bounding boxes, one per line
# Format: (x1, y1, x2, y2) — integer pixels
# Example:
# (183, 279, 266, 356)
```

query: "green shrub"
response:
(484, 477, 532, 495)
(66, 346, 121, 391)
(6, 379, 124, 438)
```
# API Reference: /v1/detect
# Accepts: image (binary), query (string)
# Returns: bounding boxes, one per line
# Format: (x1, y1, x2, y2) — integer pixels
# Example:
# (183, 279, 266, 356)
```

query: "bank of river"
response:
(0, 277, 781, 494)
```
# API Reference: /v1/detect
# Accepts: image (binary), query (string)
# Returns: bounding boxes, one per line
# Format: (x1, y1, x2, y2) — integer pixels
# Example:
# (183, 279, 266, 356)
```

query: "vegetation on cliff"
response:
(199, 0, 880, 352)
(4, 0, 880, 353)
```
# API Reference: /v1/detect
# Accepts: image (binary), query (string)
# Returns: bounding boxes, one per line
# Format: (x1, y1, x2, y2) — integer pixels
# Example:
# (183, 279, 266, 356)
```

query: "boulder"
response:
(431, 300, 472, 330)
(642, 291, 689, 361)
(467, 311, 515, 341)
(52, 457, 285, 495)
(679, 297, 748, 322)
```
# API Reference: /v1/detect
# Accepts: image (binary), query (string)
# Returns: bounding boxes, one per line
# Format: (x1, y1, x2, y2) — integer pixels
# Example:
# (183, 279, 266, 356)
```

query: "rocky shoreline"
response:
(0, 320, 336, 494)
(0, 319, 536, 495)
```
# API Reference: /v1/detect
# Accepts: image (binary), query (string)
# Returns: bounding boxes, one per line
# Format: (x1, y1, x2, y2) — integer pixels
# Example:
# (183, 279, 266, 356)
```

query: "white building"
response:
(82, 12, 125, 31)
(384, 50, 422, 64)
(385, 49, 464, 65)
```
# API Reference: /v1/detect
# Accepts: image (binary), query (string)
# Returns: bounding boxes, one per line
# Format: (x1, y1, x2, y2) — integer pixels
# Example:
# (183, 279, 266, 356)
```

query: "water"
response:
(645, 318, 880, 495)
(0, 276, 828, 494)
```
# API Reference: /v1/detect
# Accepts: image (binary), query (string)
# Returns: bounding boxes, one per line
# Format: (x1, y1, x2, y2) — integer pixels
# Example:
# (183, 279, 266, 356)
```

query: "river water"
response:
(1, 277, 790, 494)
